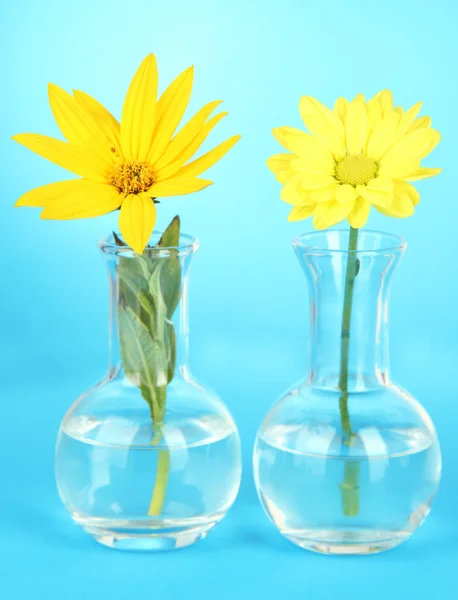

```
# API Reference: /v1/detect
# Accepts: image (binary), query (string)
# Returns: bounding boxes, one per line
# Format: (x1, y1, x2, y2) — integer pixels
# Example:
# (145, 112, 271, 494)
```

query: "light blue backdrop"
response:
(1, 0, 457, 597)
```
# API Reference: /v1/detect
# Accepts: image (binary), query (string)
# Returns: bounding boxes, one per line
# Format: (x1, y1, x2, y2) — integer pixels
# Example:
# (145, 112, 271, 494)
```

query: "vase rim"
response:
(98, 231, 199, 257)
(293, 229, 406, 256)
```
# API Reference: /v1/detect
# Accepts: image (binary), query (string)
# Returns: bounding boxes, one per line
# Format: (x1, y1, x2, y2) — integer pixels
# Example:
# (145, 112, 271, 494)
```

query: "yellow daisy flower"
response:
(267, 90, 441, 229)
(13, 54, 240, 254)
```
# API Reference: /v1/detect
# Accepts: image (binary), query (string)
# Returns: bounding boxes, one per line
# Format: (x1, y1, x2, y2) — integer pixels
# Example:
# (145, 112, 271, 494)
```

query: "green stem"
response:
(148, 429, 170, 517)
(338, 226, 361, 517)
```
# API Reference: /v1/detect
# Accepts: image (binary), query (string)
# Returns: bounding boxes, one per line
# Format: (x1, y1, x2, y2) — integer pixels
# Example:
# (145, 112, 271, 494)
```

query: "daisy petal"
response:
(148, 66, 194, 164)
(300, 174, 337, 190)
(40, 183, 122, 219)
(408, 116, 431, 133)
(347, 197, 371, 228)
(154, 100, 222, 170)
(357, 185, 391, 209)
(12, 134, 109, 182)
(336, 184, 357, 204)
(366, 110, 401, 161)
(148, 176, 212, 197)
(299, 96, 345, 160)
(280, 175, 312, 205)
(174, 135, 240, 178)
(365, 177, 394, 193)
(288, 204, 315, 221)
(121, 54, 158, 162)
(15, 179, 92, 207)
(267, 153, 295, 184)
(345, 99, 369, 154)
(119, 193, 157, 254)
(155, 112, 228, 181)
(48, 84, 113, 163)
(334, 97, 348, 123)
(375, 90, 394, 116)
(381, 128, 441, 167)
(310, 184, 338, 203)
(73, 90, 121, 151)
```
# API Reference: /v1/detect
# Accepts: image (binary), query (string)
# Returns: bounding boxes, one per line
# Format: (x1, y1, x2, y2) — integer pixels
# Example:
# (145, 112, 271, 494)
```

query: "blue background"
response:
(1, 0, 457, 597)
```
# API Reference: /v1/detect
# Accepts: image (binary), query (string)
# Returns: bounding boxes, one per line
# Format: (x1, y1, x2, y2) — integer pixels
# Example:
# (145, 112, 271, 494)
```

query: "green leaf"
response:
(118, 305, 168, 423)
(158, 215, 180, 248)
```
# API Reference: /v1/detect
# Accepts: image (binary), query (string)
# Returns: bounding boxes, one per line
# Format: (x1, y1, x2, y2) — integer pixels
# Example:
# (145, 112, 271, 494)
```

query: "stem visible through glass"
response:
(339, 226, 361, 517)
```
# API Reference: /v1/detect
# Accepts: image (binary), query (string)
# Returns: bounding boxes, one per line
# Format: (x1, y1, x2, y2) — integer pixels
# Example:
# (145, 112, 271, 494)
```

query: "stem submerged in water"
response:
(338, 226, 361, 517)
(148, 444, 170, 516)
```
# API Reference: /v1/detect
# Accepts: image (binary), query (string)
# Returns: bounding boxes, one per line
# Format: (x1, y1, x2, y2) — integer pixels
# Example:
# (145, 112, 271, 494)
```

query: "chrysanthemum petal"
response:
(395, 102, 422, 140)
(119, 192, 157, 254)
(12, 134, 109, 182)
(48, 84, 114, 164)
(73, 89, 121, 152)
(299, 96, 345, 160)
(375, 90, 394, 116)
(377, 193, 415, 218)
(288, 204, 315, 221)
(155, 112, 228, 181)
(311, 184, 338, 203)
(40, 183, 122, 219)
(276, 131, 335, 172)
(334, 97, 348, 123)
(291, 155, 335, 176)
(357, 185, 391, 209)
(408, 116, 431, 133)
(15, 179, 92, 207)
(347, 197, 371, 228)
(405, 167, 442, 181)
(148, 176, 212, 197)
(267, 153, 295, 184)
(153, 100, 222, 170)
(345, 99, 369, 154)
(381, 128, 441, 169)
(121, 54, 158, 162)
(300, 174, 337, 191)
(313, 200, 353, 229)
(365, 176, 394, 193)
(147, 66, 194, 165)
(272, 126, 308, 150)
(336, 183, 357, 204)
(366, 110, 401, 161)
(280, 174, 311, 205)
(174, 135, 240, 178)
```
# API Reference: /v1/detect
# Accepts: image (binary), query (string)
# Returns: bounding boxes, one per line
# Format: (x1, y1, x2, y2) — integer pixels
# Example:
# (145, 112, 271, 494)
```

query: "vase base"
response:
(283, 529, 410, 555)
(71, 512, 223, 551)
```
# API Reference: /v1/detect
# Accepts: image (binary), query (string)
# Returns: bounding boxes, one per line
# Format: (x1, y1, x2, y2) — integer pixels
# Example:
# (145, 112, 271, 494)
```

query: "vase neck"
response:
(294, 230, 405, 391)
(103, 242, 196, 380)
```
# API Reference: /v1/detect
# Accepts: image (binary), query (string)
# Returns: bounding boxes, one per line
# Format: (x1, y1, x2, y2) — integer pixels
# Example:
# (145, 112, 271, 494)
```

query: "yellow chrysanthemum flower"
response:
(13, 54, 240, 254)
(267, 90, 441, 229)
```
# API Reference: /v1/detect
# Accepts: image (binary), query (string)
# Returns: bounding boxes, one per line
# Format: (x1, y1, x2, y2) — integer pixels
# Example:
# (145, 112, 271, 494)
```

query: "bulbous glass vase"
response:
(55, 232, 241, 551)
(253, 230, 441, 555)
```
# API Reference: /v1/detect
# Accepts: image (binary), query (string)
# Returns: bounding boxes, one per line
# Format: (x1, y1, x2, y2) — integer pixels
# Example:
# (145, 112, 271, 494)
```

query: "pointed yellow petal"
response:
(272, 126, 309, 151)
(48, 84, 113, 164)
(345, 99, 369, 154)
(347, 197, 371, 228)
(288, 204, 315, 221)
(299, 96, 345, 160)
(147, 66, 194, 165)
(395, 102, 422, 140)
(154, 100, 222, 170)
(378, 158, 420, 180)
(15, 179, 92, 207)
(155, 112, 228, 181)
(300, 174, 337, 191)
(313, 200, 353, 229)
(267, 153, 295, 184)
(310, 184, 338, 203)
(119, 193, 157, 254)
(73, 89, 121, 152)
(335, 183, 357, 204)
(12, 134, 109, 182)
(365, 176, 394, 193)
(277, 131, 336, 172)
(148, 176, 212, 197)
(121, 54, 158, 162)
(291, 154, 335, 176)
(376, 194, 415, 218)
(405, 167, 442, 181)
(366, 110, 401, 161)
(408, 116, 431, 133)
(175, 135, 240, 178)
(334, 97, 348, 123)
(40, 183, 121, 219)
(280, 174, 312, 205)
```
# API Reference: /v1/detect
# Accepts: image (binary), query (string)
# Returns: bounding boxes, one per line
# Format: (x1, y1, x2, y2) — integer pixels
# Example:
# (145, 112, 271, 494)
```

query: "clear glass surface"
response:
(55, 233, 242, 551)
(253, 230, 441, 555)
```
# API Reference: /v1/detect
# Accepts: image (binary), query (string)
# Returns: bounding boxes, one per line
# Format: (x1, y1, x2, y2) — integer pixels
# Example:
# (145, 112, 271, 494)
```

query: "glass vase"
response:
(55, 231, 242, 551)
(253, 230, 441, 555)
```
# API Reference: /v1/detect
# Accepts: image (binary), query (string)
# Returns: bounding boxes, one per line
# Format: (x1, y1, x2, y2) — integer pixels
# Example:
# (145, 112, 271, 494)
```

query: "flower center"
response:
(109, 162, 155, 194)
(335, 155, 378, 186)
